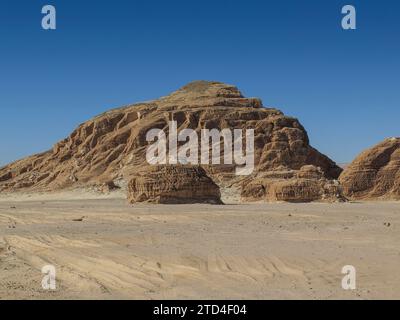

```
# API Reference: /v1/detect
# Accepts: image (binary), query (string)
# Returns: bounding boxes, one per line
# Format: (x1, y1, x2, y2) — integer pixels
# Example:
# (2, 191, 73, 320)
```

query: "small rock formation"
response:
(0, 80, 342, 203)
(99, 180, 120, 193)
(128, 165, 222, 204)
(339, 138, 400, 200)
(242, 165, 344, 202)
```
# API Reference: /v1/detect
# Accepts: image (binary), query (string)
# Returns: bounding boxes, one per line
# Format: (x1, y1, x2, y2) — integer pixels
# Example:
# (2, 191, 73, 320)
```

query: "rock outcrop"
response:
(241, 165, 344, 202)
(339, 138, 400, 200)
(0, 80, 342, 203)
(128, 165, 222, 204)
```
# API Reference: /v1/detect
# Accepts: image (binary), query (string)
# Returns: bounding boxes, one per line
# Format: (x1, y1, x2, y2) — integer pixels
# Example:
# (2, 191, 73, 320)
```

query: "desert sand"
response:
(0, 191, 399, 300)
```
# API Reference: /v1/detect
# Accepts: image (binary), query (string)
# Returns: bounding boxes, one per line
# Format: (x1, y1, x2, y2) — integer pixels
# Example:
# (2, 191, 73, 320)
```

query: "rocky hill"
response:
(339, 138, 400, 200)
(0, 81, 343, 203)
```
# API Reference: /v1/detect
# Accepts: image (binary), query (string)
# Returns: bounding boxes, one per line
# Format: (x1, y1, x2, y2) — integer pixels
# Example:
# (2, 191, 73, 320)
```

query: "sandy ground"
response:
(0, 192, 399, 300)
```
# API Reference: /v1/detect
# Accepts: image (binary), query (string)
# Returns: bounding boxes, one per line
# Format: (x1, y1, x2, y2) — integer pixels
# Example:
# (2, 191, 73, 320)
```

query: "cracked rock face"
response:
(0, 81, 342, 203)
(339, 138, 400, 200)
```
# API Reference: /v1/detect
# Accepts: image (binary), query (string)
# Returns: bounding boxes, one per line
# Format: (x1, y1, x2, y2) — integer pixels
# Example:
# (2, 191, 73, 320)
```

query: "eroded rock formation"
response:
(0, 80, 342, 203)
(339, 138, 400, 200)
(241, 165, 344, 202)
(128, 165, 222, 204)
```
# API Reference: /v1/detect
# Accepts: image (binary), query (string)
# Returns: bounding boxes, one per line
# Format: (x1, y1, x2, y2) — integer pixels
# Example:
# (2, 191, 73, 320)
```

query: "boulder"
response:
(128, 165, 222, 204)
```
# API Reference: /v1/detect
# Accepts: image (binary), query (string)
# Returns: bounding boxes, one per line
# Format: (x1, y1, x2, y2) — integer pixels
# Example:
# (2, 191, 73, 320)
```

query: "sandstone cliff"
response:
(339, 138, 400, 200)
(0, 81, 342, 203)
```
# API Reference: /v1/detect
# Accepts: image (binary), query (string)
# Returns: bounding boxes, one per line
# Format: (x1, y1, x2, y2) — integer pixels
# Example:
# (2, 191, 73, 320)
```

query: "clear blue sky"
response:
(1, 0, 399, 166)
